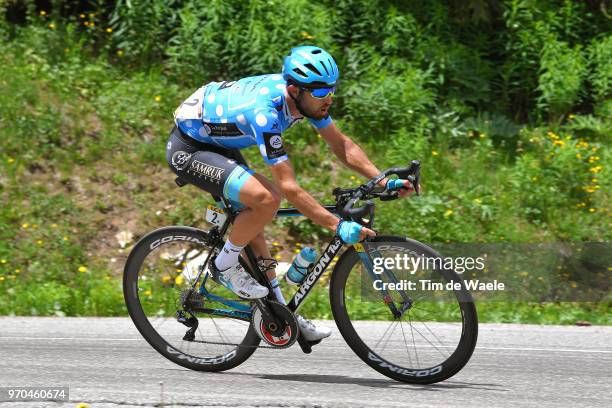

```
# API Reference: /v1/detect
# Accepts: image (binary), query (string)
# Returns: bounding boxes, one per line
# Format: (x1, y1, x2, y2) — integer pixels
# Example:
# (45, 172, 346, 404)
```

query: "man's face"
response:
(295, 88, 333, 120)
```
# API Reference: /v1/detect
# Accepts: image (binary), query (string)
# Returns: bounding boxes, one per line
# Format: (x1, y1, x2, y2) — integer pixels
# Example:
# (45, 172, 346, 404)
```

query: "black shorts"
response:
(166, 126, 255, 208)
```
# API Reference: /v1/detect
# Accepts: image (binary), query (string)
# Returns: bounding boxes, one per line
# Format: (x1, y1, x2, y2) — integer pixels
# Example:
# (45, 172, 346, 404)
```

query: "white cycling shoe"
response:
(297, 315, 332, 342)
(212, 261, 269, 299)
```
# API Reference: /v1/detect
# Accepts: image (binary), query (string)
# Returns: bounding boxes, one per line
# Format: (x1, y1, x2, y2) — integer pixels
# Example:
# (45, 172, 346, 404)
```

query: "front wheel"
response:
(330, 236, 478, 384)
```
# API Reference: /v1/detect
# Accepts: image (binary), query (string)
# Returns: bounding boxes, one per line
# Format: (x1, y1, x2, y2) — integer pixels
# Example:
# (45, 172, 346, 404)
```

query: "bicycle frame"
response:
(199, 197, 408, 320)
(204, 199, 344, 314)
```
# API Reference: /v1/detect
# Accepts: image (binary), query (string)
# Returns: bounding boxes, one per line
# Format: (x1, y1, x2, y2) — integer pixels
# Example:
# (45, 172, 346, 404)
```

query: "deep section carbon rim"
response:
(331, 236, 478, 383)
(123, 226, 259, 371)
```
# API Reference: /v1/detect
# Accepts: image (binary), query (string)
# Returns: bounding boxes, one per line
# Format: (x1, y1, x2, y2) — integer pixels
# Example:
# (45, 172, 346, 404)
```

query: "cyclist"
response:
(166, 45, 414, 342)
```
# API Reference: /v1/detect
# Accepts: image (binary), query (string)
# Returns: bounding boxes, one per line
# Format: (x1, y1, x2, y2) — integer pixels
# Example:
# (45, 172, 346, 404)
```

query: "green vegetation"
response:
(0, 1, 609, 323)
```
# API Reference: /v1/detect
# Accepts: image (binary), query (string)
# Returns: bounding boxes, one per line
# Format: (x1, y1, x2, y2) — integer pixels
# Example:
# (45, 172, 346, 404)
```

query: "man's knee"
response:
(253, 189, 281, 214)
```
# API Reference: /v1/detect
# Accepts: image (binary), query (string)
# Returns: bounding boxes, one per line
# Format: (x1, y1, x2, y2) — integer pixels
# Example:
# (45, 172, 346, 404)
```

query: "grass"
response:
(0, 25, 609, 324)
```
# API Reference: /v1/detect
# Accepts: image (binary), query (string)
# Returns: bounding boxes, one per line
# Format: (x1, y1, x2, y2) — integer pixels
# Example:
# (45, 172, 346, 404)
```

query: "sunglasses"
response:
(301, 85, 336, 99)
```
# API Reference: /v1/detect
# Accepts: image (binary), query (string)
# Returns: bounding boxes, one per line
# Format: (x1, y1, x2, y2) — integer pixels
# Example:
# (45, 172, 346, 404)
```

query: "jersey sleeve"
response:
(248, 110, 289, 166)
(307, 114, 333, 129)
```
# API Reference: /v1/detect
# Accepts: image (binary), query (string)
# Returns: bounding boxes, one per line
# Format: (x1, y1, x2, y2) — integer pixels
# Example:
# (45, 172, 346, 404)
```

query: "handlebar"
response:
(334, 160, 421, 224)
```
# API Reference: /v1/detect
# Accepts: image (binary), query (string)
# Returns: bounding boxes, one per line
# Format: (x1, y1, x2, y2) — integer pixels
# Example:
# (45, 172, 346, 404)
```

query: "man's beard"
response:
(293, 93, 328, 120)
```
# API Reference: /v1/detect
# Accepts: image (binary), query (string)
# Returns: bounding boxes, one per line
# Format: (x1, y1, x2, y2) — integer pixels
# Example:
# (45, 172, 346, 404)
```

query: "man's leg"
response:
(211, 171, 281, 298)
(240, 174, 281, 280)
(228, 174, 281, 247)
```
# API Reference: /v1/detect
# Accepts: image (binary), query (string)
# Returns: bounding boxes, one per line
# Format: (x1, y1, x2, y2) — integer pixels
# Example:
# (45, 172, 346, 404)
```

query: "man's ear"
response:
(286, 84, 300, 98)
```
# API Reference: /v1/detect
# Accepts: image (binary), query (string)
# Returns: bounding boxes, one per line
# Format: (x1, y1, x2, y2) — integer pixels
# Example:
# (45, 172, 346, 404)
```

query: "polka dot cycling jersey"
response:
(173, 74, 333, 166)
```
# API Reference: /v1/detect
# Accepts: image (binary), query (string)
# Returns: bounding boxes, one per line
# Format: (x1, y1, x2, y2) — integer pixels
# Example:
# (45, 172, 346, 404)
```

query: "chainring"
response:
(251, 300, 299, 348)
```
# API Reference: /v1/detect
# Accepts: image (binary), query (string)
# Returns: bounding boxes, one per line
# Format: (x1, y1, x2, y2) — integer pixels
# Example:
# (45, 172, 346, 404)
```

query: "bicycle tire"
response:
(123, 226, 261, 372)
(330, 235, 478, 384)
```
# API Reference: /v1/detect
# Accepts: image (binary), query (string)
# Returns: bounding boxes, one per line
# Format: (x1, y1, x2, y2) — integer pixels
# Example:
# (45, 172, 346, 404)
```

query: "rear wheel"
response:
(123, 226, 260, 371)
(330, 235, 478, 384)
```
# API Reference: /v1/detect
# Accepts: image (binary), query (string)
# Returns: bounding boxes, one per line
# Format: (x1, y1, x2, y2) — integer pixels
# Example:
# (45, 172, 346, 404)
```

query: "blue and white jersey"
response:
(173, 74, 333, 165)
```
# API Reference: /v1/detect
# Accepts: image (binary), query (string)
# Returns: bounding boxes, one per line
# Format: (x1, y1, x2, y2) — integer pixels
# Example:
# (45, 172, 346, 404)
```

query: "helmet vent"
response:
(320, 60, 330, 76)
(304, 63, 322, 76)
(328, 58, 335, 75)
(312, 49, 322, 54)
(293, 68, 308, 78)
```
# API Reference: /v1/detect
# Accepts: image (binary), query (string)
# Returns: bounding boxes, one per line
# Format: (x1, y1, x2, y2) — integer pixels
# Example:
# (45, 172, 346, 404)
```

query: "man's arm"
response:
(318, 123, 388, 187)
(269, 160, 341, 233)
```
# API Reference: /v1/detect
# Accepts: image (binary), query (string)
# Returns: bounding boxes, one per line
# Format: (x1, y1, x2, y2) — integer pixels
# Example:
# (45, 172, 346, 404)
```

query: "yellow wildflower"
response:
(443, 209, 454, 218)
(431, 150, 439, 156)
(589, 166, 602, 173)
(106, 27, 112, 33)
(51, 223, 58, 228)
(117, 50, 124, 57)
(588, 208, 596, 213)
(78, 266, 87, 273)
(7, 158, 14, 164)
(161, 275, 171, 284)
(175, 275, 184, 285)
(143, 290, 152, 296)
(37, 240, 43, 245)
(300, 31, 314, 40)
(48, 23, 55, 29)
(0, 277, 4, 282)
(22, 223, 29, 229)
(552, 140, 565, 147)
(63, 236, 69, 241)
(154, 95, 161, 102)
(40, 10, 47, 16)
(575, 153, 582, 159)
(272, 241, 280, 246)
(531, 176, 537, 181)
(79, 14, 86, 19)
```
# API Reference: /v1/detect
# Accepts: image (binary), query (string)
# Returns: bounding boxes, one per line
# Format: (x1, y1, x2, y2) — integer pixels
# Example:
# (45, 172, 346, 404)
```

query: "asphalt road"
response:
(0, 317, 610, 408)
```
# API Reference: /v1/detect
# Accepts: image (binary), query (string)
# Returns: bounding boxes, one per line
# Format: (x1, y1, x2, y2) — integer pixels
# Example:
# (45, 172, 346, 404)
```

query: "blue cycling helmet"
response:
(282, 45, 339, 88)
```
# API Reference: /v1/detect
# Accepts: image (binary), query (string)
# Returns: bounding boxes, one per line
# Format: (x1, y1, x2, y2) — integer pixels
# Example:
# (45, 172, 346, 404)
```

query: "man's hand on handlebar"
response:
(333, 219, 376, 244)
(379, 178, 419, 198)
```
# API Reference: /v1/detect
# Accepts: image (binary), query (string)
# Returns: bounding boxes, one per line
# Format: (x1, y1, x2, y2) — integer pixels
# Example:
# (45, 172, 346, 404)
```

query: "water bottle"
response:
(285, 247, 317, 285)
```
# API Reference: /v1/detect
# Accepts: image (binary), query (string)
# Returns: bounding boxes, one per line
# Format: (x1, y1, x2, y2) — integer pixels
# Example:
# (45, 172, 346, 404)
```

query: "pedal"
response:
(297, 334, 312, 354)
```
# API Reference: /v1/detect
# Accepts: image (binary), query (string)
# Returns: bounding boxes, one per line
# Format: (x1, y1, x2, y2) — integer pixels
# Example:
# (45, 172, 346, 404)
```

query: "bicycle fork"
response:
(353, 243, 413, 318)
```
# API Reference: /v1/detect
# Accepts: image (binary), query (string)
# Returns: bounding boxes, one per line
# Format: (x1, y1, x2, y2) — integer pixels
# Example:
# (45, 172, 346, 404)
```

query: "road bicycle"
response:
(123, 160, 478, 384)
